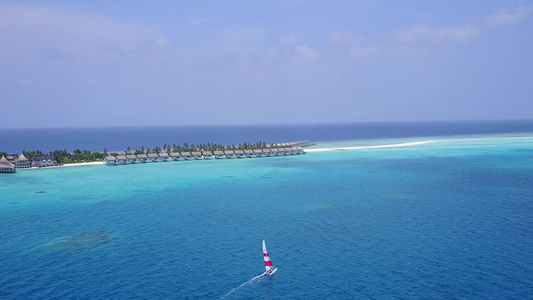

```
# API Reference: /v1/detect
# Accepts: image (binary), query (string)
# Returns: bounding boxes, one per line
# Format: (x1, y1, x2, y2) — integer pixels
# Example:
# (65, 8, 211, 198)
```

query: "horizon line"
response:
(2, 118, 533, 130)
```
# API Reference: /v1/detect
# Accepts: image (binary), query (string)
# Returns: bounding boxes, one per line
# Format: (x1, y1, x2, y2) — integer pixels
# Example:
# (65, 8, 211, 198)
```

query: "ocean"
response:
(1, 121, 532, 299)
(1, 120, 533, 153)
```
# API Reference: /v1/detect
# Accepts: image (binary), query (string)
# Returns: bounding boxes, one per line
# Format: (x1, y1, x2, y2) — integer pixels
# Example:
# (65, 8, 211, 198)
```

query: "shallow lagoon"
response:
(1, 135, 532, 299)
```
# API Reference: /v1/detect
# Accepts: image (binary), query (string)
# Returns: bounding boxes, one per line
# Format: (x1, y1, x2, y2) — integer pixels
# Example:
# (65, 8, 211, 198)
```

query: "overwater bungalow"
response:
(147, 153, 159, 162)
(126, 155, 137, 164)
(159, 152, 170, 161)
(136, 153, 147, 163)
(262, 149, 273, 157)
(224, 150, 236, 159)
(15, 153, 31, 169)
(0, 156, 16, 173)
(104, 156, 116, 165)
(202, 151, 215, 159)
(191, 151, 204, 160)
(292, 147, 304, 154)
(274, 140, 310, 148)
(294, 141, 310, 146)
(115, 155, 127, 165)
(170, 152, 183, 161)
(234, 150, 245, 158)
(253, 149, 265, 157)
(263, 149, 273, 156)
(281, 148, 291, 155)
(244, 150, 255, 158)
(214, 151, 226, 159)
(290, 147, 299, 154)
(181, 152, 193, 160)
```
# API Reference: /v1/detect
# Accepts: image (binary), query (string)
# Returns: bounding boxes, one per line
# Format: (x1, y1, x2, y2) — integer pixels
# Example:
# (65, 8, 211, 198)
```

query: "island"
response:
(0, 140, 309, 173)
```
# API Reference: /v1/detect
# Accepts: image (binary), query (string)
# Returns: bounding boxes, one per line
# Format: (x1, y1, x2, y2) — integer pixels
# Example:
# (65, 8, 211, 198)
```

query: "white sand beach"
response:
(62, 162, 105, 167)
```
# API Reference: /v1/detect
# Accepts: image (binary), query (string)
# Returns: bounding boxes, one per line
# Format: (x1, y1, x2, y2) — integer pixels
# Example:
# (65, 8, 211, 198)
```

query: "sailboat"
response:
(262, 240, 277, 275)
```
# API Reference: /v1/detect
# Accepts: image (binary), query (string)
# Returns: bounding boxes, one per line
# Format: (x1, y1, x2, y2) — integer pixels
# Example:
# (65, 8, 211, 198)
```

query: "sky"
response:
(0, 0, 532, 128)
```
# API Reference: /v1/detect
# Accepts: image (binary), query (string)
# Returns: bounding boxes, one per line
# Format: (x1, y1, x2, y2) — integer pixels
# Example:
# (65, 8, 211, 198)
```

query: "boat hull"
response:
(263, 268, 277, 276)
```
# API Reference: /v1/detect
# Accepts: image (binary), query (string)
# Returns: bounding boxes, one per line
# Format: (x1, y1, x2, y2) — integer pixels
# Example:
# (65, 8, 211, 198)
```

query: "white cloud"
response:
(327, 32, 381, 58)
(390, 46, 425, 57)
(485, 6, 533, 25)
(350, 44, 381, 58)
(390, 23, 478, 43)
(430, 24, 478, 41)
(0, 3, 151, 59)
(295, 46, 319, 59)
(155, 38, 170, 50)
(281, 34, 296, 46)
(215, 30, 243, 41)
(332, 23, 477, 59)
(189, 16, 216, 27)
(288, 45, 319, 65)
(327, 32, 363, 45)
(152, 37, 172, 60)
(215, 26, 269, 41)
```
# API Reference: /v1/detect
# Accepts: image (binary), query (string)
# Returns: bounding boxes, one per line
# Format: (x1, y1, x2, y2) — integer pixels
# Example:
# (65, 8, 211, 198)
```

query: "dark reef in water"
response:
(47, 232, 111, 250)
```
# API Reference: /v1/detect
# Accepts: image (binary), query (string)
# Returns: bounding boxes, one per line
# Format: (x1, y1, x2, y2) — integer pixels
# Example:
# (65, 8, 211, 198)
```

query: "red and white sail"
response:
(262, 240, 273, 272)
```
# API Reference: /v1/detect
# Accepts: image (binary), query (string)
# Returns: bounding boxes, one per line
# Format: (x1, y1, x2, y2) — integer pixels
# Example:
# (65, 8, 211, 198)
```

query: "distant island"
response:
(0, 140, 309, 173)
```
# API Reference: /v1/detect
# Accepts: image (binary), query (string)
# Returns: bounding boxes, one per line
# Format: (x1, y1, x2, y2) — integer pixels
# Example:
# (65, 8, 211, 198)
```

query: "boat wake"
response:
(221, 273, 266, 299)
(221, 241, 277, 299)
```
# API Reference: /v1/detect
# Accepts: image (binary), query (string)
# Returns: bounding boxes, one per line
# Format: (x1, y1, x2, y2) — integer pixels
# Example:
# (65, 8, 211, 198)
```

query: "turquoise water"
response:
(1, 136, 532, 299)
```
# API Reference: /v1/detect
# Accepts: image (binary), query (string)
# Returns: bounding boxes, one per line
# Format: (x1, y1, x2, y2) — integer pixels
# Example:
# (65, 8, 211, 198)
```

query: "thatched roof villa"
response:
(0, 156, 15, 173)
(224, 150, 236, 159)
(214, 151, 225, 159)
(202, 151, 215, 159)
(181, 152, 193, 160)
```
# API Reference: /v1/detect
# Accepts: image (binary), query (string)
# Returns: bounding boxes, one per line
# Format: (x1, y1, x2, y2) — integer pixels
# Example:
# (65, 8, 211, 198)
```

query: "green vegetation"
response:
(165, 141, 270, 153)
(3, 141, 275, 164)
(22, 149, 106, 164)
(126, 141, 272, 154)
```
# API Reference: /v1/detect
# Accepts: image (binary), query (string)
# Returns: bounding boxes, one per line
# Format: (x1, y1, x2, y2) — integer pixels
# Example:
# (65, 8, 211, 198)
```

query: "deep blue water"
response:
(1, 123, 532, 299)
(1, 120, 533, 153)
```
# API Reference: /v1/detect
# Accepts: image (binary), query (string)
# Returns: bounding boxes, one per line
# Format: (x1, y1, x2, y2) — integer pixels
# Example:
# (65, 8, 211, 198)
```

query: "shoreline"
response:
(17, 161, 105, 171)
(306, 135, 533, 152)
(62, 161, 105, 167)
(11, 135, 533, 170)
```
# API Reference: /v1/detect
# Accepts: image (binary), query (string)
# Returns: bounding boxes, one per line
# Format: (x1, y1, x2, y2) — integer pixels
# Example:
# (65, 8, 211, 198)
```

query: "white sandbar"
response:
(306, 136, 533, 153)
(305, 141, 440, 152)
